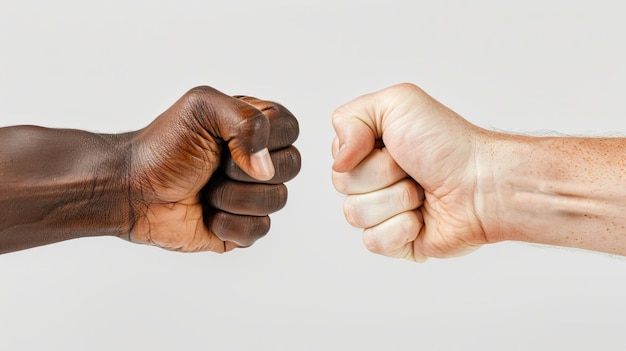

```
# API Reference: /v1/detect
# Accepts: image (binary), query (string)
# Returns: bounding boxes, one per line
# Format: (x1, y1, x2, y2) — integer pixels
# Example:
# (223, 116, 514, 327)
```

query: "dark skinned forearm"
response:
(0, 126, 133, 253)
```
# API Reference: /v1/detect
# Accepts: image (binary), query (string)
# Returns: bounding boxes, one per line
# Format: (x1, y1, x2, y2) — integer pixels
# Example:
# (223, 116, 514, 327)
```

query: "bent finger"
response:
(362, 210, 426, 262)
(235, 96, 300, 150)
(205, 176, 288, 216)
(205, 210, 271, 247)
(343, 178, 424, 228)
(332, 147, 407, 194)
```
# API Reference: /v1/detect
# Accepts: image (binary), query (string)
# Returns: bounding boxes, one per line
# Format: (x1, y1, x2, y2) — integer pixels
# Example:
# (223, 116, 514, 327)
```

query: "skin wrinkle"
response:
(236, 96, 300, 149)
(469, 132, 490, 247)
(185, 87, 222, 140)
(231, 114, 270, 154)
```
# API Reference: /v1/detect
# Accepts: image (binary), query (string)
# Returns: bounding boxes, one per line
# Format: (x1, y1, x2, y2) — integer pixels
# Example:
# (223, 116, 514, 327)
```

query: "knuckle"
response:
(179, 86, 220, 128)
(331, 103, 353, 123)
(397, 212, 420, 242)
(395, 179, 419, 211)
(247, 216, 271, 243)
(392, 82, 422, 96)
(274, 147, 301, 182)
(210, 211, 270, 246)
(331, 171, 351, 194)
(385, 83, 426, 105)
(343, 196, 364, 228)
(264, 103, 299, 149)
(331, 104, 346, 118)
(235, 95, 256, 103)
(187, 85, 216, 95)
(244, 112, 270, 133)
(239, 97, 275, 112)
(368, 212, 420, 256)
(235, 216, 271, 246)
(183, 86, 218, 105)
(266, 184, 288, 213)
(362, 230, 382, 254)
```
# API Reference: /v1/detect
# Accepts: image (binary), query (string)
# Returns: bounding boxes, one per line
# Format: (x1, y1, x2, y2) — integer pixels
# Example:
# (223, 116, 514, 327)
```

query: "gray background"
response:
(1, 0, 626, 350)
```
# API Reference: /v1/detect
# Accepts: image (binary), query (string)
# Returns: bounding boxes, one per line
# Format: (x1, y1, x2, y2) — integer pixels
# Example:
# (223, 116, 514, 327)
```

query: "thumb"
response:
(222, 99, 275, 181)
(331, 92, 383, 173)
(187, 86, 275, 181)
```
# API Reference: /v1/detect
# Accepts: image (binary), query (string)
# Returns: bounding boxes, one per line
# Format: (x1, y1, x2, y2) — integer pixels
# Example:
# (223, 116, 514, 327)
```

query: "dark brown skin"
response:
(0, 86, 301, 254)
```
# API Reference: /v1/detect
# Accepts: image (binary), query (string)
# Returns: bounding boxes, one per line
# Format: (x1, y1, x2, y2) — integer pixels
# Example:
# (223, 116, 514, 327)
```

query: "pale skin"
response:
(331, 83, 626, 262)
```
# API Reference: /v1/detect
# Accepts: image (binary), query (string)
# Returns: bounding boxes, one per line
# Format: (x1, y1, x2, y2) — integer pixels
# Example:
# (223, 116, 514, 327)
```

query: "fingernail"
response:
(251, 148, 275, 181)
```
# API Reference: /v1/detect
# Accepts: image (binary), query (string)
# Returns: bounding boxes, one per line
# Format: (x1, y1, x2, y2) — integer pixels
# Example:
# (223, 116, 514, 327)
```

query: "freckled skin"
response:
(483, 135, 626, 255)
(0, 86, 301, 254)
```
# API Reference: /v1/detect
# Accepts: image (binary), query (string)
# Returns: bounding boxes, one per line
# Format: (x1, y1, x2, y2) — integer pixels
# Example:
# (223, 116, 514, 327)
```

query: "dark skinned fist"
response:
(128, 86, 300, 253)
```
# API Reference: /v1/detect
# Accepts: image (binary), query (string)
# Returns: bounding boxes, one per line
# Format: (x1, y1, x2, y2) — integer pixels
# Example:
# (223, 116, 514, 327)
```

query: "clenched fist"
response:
(0, 86, 300, 254)
(332, 83, 626, 261)
(331, 83, 487, 262)
(130, 86, 301, 252)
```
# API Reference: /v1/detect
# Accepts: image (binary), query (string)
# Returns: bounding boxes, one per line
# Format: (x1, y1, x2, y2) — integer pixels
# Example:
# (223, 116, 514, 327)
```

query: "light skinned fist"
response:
(331, 83, 491, 262)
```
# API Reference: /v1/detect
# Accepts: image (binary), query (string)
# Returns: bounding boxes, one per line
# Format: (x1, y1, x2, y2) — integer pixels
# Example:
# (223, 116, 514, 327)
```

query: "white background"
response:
(2, 0, 626, 350)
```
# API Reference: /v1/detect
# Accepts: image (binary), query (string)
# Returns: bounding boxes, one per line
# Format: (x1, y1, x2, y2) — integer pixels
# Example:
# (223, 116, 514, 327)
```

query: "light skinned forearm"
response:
(479, 132, 626, 255)
(0, 126, 134, 253)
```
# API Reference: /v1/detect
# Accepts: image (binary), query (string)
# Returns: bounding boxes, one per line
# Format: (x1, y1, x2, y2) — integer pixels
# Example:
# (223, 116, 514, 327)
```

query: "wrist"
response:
(473, 131, 535, 244)
(0, 127, 135, 252)
(476, 132, 626, 253)
(40, 130, 136, 240)
(89, 132, 136, 239)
